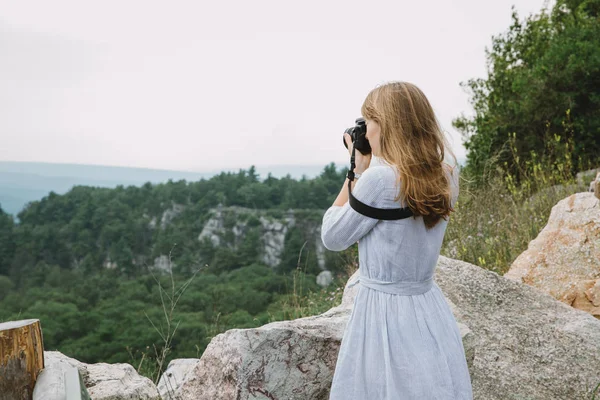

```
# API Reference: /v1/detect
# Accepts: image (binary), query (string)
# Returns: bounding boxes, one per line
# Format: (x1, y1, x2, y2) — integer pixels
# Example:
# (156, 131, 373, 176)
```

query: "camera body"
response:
(343, 118, 371, 155)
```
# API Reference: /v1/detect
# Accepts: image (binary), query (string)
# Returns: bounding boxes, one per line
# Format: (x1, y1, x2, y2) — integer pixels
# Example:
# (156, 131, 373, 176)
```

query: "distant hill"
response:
(0, 161, 348, 218)
(0, 156, 465, 219)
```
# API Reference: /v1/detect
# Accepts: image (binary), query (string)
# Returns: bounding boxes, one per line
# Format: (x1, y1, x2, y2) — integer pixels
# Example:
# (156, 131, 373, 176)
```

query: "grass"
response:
(442, 128, 596, 276)
(591, 381, 600, 399)
(127, 245, 205, 398)
(265, 242, 355, 322)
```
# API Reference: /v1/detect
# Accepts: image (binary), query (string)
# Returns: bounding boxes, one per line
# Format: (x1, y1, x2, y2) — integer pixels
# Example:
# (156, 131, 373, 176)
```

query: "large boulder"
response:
(436, 256, 600, 399)
(196, 205, 330, 270)
(34, 351, 160, 400)
(161, 256, 600, 399)
(170, 299, 354, 399)
(505, 192, 600, 318)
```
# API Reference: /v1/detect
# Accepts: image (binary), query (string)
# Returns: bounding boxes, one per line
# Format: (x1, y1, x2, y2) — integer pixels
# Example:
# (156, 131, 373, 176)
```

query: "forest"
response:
(0, 164, 352, 374)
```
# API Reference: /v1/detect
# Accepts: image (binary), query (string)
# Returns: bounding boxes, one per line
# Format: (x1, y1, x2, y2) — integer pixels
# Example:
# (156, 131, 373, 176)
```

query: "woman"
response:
(322, 81, 473, 399)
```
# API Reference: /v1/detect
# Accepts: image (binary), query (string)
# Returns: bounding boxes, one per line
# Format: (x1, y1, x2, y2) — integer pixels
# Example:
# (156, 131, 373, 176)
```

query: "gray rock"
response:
(160, 203, 186, 229)
(157, 359, 200, 400)
(38, 351, 160, 400)
(103, 257, 118, 270)
(151, 254, 175, 274)
(197, 211, 224, 247)
(171, 303, 351, 400)
(316, 270, 333, 287)
(260, 215, 289, 267)
(33, 353, 86, 400)
(435, 256, 600, 399)
(196, 206, 327, 270)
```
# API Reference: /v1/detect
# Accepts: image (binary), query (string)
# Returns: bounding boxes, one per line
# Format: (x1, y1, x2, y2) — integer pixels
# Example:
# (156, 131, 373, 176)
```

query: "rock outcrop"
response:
(36, 351, 160, 400)
(436, 256, 600, 399)
(591, 171, 600, 198)
(161, 256, 600, 399)
(169, 298, 354, 399)
(160, 202, 186, 229)
(505, 192, 600, 318)
(152, 254, 175, 274)
(157, 359, 200, 400)
(197, 205, 327, 269)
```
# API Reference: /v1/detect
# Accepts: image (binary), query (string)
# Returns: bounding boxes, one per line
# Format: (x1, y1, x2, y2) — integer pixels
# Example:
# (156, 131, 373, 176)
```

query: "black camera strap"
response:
(346, 141, 414, 220)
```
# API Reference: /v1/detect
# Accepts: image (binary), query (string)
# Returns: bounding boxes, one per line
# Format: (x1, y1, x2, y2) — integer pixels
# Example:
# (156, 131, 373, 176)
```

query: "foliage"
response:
(2, 163, 346, 282)
(441, 124, 595, 275)
(453, 0, 600, 187)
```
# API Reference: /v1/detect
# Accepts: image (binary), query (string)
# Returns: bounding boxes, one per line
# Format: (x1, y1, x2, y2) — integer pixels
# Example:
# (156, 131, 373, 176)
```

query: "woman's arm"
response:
(332, 178, 358, 207)
(321, 168, 382, 251)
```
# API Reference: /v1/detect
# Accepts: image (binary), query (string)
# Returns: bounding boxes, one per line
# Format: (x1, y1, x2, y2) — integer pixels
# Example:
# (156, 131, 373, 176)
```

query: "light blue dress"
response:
(321, 157, 473, 399)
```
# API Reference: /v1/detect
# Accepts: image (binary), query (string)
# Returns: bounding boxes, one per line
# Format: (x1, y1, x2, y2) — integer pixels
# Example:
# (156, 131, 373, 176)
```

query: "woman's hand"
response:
(344, 132, 372, 174)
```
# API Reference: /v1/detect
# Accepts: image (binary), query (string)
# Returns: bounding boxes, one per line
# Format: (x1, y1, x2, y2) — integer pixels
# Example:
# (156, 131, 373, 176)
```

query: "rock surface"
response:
(436, 256, 600, 399)
(36, 351, 160, 400)
(505, 192, 600, 318)
(160, 202, 186, 229)
(197, 205, 327, 269)
(316, 270, 333, 287)
(157, 359, 199, 400)
(173, 302, 352, 399)
(152, 254, 175, 274)
(163, 256, 600, 399)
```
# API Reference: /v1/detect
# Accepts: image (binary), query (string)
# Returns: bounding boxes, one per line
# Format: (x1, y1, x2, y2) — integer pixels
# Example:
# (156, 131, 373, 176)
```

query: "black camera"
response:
(343, 118, 371, 155)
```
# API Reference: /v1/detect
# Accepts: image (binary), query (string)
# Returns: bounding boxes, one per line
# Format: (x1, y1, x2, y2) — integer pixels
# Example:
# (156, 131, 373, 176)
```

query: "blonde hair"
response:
(361, 81, 458, 229)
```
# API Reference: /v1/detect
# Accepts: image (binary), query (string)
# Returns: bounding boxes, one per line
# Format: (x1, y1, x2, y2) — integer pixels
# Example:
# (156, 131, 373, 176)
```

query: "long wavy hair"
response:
(361, 81, 459, 229)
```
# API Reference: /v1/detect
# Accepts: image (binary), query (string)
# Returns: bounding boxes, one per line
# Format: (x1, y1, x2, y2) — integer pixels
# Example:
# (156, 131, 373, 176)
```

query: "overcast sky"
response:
(1, 0, 552, 172)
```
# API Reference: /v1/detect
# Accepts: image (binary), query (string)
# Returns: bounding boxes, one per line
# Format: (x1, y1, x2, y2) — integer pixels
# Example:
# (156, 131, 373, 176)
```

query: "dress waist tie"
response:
(346, 275, 434, 295)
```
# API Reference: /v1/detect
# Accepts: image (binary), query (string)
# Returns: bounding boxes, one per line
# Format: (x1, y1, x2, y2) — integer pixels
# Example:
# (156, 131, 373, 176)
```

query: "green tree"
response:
(237, 228, 262, 265)
(453, 0, 600, 186)
(0, 207, 15, 276)
(278, 227, 320, 274)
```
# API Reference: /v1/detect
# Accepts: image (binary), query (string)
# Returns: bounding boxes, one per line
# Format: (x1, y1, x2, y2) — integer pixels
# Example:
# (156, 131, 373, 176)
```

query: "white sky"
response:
(1, 0, 552, 172)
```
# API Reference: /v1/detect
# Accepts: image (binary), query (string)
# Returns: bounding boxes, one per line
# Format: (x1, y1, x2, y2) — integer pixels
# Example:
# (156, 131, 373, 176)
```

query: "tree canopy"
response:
(453, 0, 600, 185)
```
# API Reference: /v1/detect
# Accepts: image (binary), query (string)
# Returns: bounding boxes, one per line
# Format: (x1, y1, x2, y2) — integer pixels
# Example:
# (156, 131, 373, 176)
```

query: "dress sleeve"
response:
(320, 168, 383, 251)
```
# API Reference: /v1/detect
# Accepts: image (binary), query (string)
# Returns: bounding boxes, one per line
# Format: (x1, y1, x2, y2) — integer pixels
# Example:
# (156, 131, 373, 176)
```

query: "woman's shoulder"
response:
(367, 158, 460, 181)
(357, 166, 388, 186)
(360, 166, 399, 192)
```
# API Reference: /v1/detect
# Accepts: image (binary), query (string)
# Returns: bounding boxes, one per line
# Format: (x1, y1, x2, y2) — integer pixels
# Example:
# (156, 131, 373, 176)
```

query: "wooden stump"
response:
(0, 319, 45, 400)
